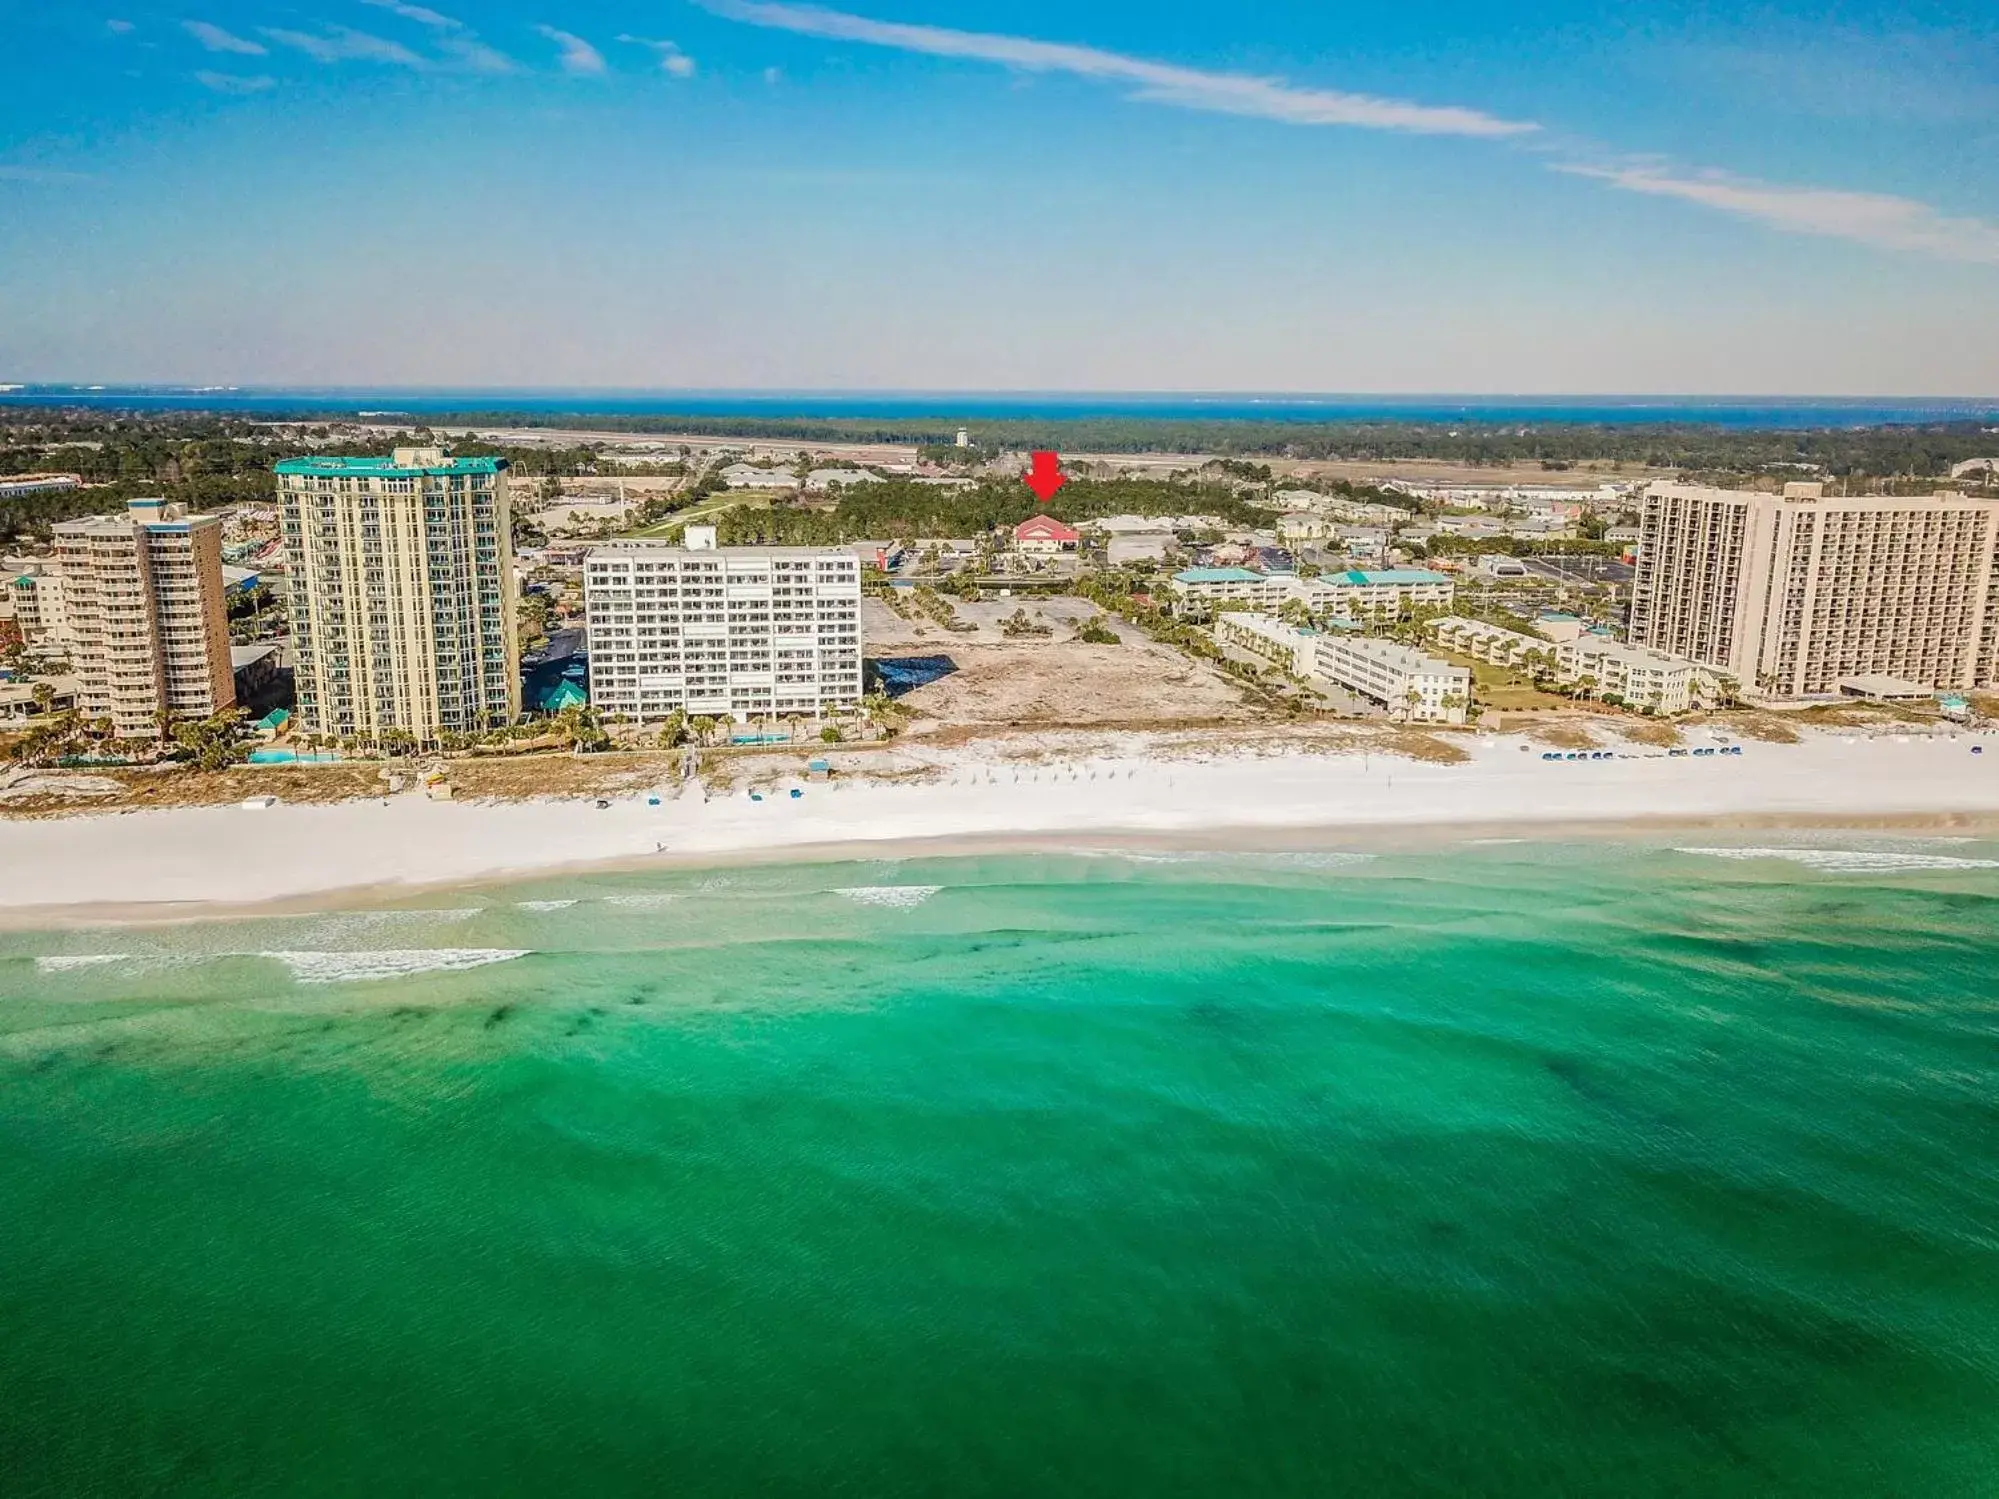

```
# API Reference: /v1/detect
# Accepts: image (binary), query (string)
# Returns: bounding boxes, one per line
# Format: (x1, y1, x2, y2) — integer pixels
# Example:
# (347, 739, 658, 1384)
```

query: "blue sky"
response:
(2, 0, 1996, 393)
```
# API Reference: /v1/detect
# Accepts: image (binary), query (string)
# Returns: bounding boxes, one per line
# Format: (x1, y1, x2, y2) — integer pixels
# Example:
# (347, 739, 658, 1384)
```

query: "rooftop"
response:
(1174, 567, 1266, 584)
(273, 453, 506, 479)
(1335, 569, 1452, 586)
(1015, 515, 1081, 540)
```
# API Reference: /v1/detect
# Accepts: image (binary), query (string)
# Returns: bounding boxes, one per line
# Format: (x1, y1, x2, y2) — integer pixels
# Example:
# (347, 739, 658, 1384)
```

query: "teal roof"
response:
(274, 455, 507, 478)
(1337, 569, 1451, 586)
(1175, 567, 1265, 584)
(255, 708, 291, 731)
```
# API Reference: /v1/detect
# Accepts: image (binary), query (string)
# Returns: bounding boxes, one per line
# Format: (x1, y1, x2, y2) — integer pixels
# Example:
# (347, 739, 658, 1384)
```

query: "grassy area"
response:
(623, 492, 759, 539)
(1460, 657, 1573, 711)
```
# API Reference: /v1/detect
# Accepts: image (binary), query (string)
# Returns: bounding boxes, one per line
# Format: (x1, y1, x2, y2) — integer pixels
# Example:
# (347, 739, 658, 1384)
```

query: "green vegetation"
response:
(7, 409, 1994, 544)
(175, 407, 1999, 479)
(712, 477, 1267, 547)
(0, 414, 630, 538)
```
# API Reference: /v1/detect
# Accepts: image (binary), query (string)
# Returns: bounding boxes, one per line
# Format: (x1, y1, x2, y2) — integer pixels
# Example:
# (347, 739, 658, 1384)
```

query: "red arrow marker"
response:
(1022, 450, 1068, 503)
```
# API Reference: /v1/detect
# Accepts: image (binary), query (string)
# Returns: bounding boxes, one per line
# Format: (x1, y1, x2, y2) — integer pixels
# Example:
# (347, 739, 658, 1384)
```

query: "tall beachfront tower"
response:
(52, 498, 236, 737)
(583, 527, 863, 722)
(1630, 481, 1999, 699)
(275, 448, 519, 743)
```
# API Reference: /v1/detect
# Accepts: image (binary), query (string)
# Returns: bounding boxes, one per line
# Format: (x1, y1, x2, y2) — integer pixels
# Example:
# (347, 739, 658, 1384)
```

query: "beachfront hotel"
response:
(51, 498, 236, 737)
(1629, 481, 1999, 699)
(583, 528, 863, 721)
(275, 448, 519, 742)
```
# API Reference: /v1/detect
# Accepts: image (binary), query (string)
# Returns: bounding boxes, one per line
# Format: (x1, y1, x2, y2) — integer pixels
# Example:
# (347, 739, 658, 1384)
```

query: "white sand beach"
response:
(2, 729, 1997, 920)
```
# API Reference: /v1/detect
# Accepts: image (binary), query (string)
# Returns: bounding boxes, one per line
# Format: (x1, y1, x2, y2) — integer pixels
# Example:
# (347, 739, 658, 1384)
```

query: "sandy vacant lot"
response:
(894, 639, 1251, 729)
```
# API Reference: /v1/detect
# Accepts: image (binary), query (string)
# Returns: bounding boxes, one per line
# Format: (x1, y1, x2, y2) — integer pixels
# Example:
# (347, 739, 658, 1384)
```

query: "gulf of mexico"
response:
(1, 842, 1995, 1496)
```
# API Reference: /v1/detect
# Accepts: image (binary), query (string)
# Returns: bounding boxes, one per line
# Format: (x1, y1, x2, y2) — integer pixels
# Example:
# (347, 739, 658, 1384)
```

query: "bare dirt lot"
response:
(866, 596, 1255, 729)
(894, 640, 1253, 730)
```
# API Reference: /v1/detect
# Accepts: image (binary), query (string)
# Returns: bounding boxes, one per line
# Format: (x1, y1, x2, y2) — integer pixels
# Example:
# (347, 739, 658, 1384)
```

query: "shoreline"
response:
(3, 730, 1998, 927)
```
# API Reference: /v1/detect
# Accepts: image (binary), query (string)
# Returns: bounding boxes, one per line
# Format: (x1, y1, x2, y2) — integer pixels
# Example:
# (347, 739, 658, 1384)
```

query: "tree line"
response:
(707, 478, 1270, 547)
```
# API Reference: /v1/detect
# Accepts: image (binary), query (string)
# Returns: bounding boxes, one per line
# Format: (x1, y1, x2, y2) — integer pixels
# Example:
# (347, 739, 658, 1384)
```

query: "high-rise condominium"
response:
(275, 448, 519, 742)
(1629, 481, 1999, 698)
(52, 498, 236, 737)
(584, 528, 863, 721)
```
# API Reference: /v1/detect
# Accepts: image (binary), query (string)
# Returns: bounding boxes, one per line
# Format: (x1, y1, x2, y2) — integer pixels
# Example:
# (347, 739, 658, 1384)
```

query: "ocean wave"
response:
(1677, 847, 1999, 874)
(835, 886, 942, 909)
(602, 893, 681, 909)
(516, 899, 579, 911)
(307, 907, 485, 930)
(258, 950, 532, 984)
(35, 954, 129, 972)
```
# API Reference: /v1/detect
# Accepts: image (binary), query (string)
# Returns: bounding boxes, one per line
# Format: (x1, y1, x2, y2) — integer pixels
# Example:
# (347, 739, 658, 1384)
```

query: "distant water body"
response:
(6, 386, 1999, 429)
(3, 840, 1997, 1495)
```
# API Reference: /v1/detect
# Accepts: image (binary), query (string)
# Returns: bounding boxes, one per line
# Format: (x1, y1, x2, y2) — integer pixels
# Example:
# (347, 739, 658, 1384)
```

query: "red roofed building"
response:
(1013, 514, 1081, 555)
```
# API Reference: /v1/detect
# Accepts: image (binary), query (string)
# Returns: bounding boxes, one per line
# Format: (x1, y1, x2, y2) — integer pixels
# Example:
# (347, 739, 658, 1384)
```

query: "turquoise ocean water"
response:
(2, 840, 1996, 1496)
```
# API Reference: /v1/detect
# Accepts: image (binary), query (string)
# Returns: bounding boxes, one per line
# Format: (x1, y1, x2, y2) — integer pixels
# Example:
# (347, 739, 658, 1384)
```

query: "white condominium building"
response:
(1431, 616, 1539, 668)
(1560, 636, 1724, 715)
(1314, 569, 1455, 620)
(1315, 635, 1470, 724)
(276, 449, 519, 742)
(585, 528, 862, 721)
(1214, 611, 1318, 676)
(1169, 567, 1297, 612)
(52, 498, 236, 737)
(1169, 567, 1454, 621)
(1630, 481, 1999, 698)
(1431, 615, 1727, 714)
(5, 561, 68, 646)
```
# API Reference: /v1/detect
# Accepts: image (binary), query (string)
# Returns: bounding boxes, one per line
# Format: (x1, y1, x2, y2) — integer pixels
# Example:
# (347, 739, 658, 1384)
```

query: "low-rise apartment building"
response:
(1432, 615, 1540, 668)
(1170, 567, 1454, 621)
(1315, 569, 1454, 620)
(1559, 636, 1726, 715)
(1316, 636, 1470, 723)
(1214, 612, 1318, 676)
(585, 527, 862, 721)
(51, 498, 236, 736)
(1430, 615, 1728, 713)
(1169, 567, 1298, 613)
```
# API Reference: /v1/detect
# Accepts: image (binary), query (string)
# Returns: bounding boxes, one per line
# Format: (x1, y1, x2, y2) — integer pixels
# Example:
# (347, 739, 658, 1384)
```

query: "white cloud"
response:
(355, 1, 517, 72)
(438, 35, 519, 73)
(182, 20, 266, 56)
(698, 0, 1536, 138)
(618, 35, 696, 78)
(195, 70, 278, 95)
(536, 25, 607, 76)
(1561, 163, 1999, 267)
(762, 65, 781, 84)
(704, 1, 1999, 270)
(106, 19, 136, 35)
(260, 26, 427, 67)
(360, 0, 461, 28)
